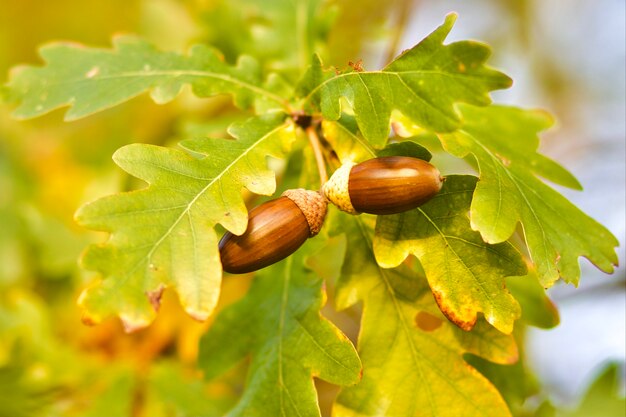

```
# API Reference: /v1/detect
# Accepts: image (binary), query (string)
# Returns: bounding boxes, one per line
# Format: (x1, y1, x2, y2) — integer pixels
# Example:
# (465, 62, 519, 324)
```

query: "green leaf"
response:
(78, 367, 135, 417)
(75, 114, 295, 331)
(556, 363, 626, 417)
(143, 361, 235, 417)
(506, 273, 560, 329)
(201, 0, 328, 72)
(321, 116, 432, 163)
(439, 104, 619, 287)
(5, 35, 289, 121)
(376, 140, 432, 161)
(465, 329, 543, 417)
(374, 175, 527, 334)
(320, 117, 377, 163)
(299, 13, 511, 147)
(332, 213, 517, 417)
(199, 238, 361, 417)
(0, 363, 55, 417)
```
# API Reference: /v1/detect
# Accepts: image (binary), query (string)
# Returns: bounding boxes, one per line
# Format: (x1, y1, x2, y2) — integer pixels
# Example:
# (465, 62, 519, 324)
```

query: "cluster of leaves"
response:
(1, 1, 620, 416)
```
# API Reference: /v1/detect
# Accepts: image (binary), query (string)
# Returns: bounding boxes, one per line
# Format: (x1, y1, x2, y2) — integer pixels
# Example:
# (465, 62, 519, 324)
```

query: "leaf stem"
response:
(306, 125, 328, 188)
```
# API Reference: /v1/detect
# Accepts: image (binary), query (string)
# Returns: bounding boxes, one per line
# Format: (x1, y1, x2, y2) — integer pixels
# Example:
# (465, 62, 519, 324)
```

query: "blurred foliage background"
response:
(0, 0, 623, 416)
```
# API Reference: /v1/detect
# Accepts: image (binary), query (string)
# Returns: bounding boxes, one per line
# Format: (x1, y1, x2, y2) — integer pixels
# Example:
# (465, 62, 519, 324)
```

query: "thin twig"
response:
(306, 125, 328, 188)
(383, 0, 417, 66)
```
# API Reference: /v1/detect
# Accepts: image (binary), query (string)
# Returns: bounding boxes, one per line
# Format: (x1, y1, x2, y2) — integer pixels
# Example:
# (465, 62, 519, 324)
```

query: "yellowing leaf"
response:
(75, 114, 295, 331)
(199, 239, 361, 417)
(5, 36, 290, 120)
(323, 119, 525, 333)
(299, 13, 511, 146)
(439, 105, 619, 287)
(332, 213, 517, 417)
(374, 175, 526, 334)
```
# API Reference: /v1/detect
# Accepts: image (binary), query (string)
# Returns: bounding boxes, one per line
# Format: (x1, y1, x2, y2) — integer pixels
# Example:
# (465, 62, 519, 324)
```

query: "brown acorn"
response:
(219, 189, 327, 274)
(323, 156, 443, 215)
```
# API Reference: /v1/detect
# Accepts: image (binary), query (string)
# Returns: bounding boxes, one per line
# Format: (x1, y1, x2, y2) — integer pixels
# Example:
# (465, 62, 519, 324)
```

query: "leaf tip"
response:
(73, 203, 88, 225)
(185, 307, 211, 322)
(444, 11, 459, 25)
(111, 144, 139, 167)
(120, 314, 152, 333)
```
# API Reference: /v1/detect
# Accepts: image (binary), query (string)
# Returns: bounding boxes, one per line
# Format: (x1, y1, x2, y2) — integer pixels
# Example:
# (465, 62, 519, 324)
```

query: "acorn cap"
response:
(322, 161, 357, 214)
(282, 188, 327, 236)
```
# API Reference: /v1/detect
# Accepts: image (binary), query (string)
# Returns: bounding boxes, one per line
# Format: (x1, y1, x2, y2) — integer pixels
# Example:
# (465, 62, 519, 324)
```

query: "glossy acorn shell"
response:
(219, 196, 310, 274)
(348, 156, 443, 215)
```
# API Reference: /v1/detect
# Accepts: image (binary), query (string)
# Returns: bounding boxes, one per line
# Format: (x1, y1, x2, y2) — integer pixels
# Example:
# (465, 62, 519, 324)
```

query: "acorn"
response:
(219, 189, 327, 274)
(323, 156, 443, 215)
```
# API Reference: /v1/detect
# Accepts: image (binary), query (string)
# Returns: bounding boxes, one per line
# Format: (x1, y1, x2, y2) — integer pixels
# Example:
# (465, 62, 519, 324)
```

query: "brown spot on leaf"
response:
(81, 314, 97, 326)
(415, 311, 443, 331)
(432, 290, 476, 332)
(146, 284, 166, 312)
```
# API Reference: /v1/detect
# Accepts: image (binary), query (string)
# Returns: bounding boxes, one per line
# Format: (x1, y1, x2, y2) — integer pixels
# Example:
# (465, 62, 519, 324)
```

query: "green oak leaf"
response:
(199, 238, 361, 417)
(556, 363, 626, 417)
(323, 119, 525, 333)
(465, 329, 543, 417)
(439, 104, 619, 287)
(201, 0, 328, 72)
(374, 175, 527, 334)
(321, 116, 432, 163)
(332, 213, 517, 417)
(143, 361, 235, 417)
(5, 35, 289, 120)
(506, 272, 560, 329)
(75, 114, 294, 331)
(298, 13, 511, 147)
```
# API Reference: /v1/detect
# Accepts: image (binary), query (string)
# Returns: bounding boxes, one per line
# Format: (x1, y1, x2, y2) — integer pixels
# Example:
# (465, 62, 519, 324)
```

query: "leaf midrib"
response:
(302, 69, 499, 107)
(29, 69, 288, 109)
(115, 121, 288, 290)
